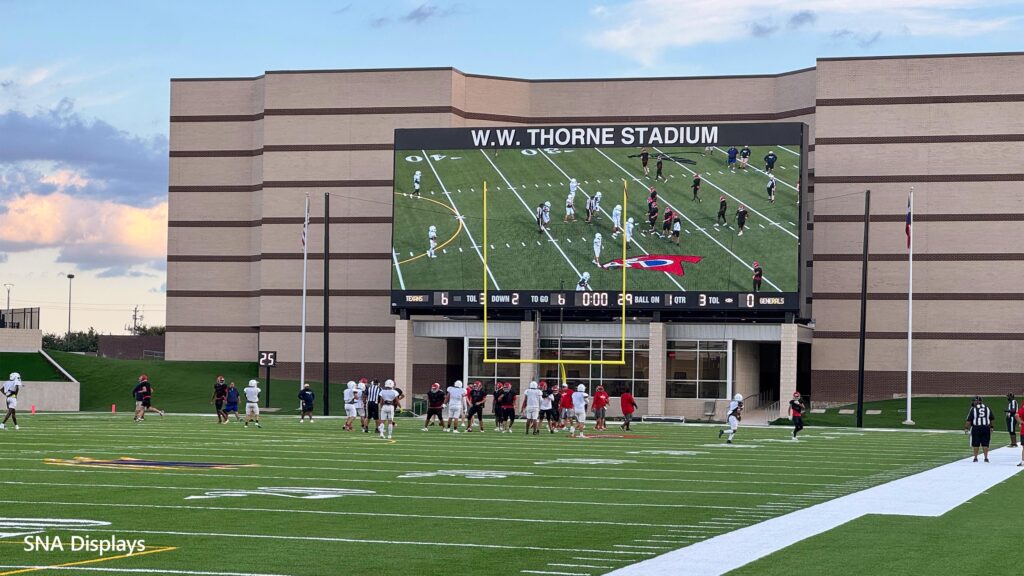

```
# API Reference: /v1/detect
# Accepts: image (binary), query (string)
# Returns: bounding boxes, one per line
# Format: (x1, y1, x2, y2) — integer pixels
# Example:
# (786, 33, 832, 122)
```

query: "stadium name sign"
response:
(395, 122, 805, 150)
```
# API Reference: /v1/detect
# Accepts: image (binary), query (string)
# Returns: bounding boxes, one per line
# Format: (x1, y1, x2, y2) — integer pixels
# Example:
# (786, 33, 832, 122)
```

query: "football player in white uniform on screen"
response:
(413, 170, 422, 196)
(625, 217, 635, 249)
(611, 204, 623, 238)
(576, 271, 591, 292)
(593, 232, 603, 267)
(541, 201, 552, 231)
(427, 225, 438, 258)
(564, 191, 576, 222)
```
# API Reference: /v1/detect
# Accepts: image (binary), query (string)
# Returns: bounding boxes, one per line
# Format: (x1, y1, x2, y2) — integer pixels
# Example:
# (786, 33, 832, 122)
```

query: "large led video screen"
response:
(391, 123, 805, 313)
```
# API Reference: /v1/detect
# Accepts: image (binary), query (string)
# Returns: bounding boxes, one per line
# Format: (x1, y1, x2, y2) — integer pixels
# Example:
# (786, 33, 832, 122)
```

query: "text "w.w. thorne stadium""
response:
(470, 125, 720, 148)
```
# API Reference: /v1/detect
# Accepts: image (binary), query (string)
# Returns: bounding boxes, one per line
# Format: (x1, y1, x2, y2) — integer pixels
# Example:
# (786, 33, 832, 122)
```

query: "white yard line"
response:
(537, 149, 686, 292)
(659, 146, 798, 240)
(480, 149, 586, 286)
(595, 148, 784, 292)
(711, 146, 799, 192)
(777, 145, 801, 157)
(423, 149, 500, 290)
(607, 447, 1024, 576)
(391, 249, 406, 290)
(0, 498, 686, 530)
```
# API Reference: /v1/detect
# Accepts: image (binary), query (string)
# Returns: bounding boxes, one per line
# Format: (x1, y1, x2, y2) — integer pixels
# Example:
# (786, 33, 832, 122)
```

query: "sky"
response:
(0, 0, 1021, 334)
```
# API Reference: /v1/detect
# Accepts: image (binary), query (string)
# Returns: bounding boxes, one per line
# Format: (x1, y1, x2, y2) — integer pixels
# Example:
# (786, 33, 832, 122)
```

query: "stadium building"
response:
(167, 52, 1024, 420)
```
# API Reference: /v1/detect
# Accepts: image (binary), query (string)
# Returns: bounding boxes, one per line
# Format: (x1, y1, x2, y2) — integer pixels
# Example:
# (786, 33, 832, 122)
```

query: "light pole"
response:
(66, 274, 75, 351)
(2, 283, 11, 311)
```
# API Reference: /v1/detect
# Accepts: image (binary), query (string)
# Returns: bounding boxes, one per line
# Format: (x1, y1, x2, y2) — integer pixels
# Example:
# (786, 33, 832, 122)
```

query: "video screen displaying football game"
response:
(391, 123, 805, 313)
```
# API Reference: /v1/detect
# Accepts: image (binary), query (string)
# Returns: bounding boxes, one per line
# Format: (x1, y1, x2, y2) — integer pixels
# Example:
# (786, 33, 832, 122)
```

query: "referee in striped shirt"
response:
(365, 379, 383, 435)
(1006, 393, 1019, 448)
(964, 396, 993, 463)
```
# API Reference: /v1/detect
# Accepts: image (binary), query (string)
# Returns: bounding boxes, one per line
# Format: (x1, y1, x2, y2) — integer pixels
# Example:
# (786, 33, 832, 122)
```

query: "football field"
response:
(392, 145, 801, 293)
(0, 414, 971, 576)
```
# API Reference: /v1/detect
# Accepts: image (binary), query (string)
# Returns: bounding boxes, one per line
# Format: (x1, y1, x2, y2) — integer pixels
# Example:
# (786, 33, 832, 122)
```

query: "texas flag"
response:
(905, 191, 912, 249)
(602, 254, 703, 276)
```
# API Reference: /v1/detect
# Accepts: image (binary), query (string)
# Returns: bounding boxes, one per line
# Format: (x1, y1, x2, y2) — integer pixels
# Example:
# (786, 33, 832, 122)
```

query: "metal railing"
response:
(0, 307, 40, 329)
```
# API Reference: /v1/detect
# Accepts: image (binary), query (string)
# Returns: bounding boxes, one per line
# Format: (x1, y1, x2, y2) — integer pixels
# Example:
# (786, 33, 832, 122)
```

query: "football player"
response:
(539, 381, 556, 433)
(593, 232, 603, 267)
(423, 382, 445, 431)
(718, 393, 743, 443)
(625, 217, 635, 249)
(445, 380, 467, 433)
(611, 204, 623, 238)
(766, 175, 776, 204)
(520, 381, 543, 436)
(672, 217, 682, 245)
(564, 191, 576, 223)
(752, 261, 763, 292)
(211, 375, 228, 423)
(764, 150, 778, 174)
(356, 379, 368, 432)
(379, 379, 399, 439)
(586, 195, 598, 223)
(593, 191, 602, 214)
(789, 391, 805, 441)
(661, 207, 674, 239)
(243, 379, 262, 428)
(541, 201, 552, 231)
(717, 196, 728, 225)
(413, 170, 422, 196)
(297, 383, 315, 423)
(427, 225, 438, 258)
(739, 145, 751, 169)
(342, 381, 358, 431)
(736, 205, 749, 236)
(576, 271, 591, 292)
(1, 372, 21, 431)
(691, 173, 702, 203)
(466, 380, 487, 432)
(571, 384, 590, 438)
(639, 147, 650, 177)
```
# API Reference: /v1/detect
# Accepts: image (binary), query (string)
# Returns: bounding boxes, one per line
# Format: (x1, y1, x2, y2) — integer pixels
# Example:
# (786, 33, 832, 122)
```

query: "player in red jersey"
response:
(592, 385, 610, 430)
(620, 390, 637, 431)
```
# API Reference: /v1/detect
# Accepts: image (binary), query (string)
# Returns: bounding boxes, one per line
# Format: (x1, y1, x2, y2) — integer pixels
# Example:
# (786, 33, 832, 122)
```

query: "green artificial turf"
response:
(783, 397, 1014, 431)
(392, 145, 800, 293)
(0, 415, 968, 576)
(0, 352, 65, 381)
(728, 456, 1024, 576)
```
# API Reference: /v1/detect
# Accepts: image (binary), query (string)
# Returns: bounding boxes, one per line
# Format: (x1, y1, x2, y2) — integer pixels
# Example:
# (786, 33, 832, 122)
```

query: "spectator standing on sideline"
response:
(619, 389, 637, 431)
(964, 396, 993, 463)
(592, 385, 610, 431)
(224, 382, 241, 422)
(298, 383, 315, 423)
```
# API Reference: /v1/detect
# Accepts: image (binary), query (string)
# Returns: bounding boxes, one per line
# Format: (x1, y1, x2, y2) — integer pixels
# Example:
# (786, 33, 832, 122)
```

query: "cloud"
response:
(750, 20, 779, 37)
(589, 0, 1017, 66)
(0, 252, 7, 263)
(372, 3, 461, 27)
(150, 282, 167, 294)
(0, 192, 167, 273)
(331, 4, 351, 14)
(96, 266, 157, 279)
(0, 99, 167, 206)
(370, 16, 390, 27)
(788, 10, 817, 28)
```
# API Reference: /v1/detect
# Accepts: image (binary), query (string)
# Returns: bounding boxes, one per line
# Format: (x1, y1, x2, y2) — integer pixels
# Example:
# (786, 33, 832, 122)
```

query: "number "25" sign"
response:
(258, 351, 277, 367)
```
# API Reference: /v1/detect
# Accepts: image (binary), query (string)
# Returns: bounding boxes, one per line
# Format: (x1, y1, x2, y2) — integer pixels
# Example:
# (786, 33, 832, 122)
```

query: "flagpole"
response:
(904, 187, 915, 426)
(299, 194, 310, 402)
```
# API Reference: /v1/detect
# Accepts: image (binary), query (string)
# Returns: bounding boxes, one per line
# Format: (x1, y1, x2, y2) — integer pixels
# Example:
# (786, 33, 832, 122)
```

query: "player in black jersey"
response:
(788, 391, 805, 440)
(423, 382, 446, 431)
(766, 176, 776, 204)
(466, 380, 487, 432)
(736, 205, 749, 236)
(655, 156, 665, 181)
(717, 196, 728, 225)
(764, 150, 778, 174)
(691, 173, 702, 202)
(639, 147, 650, 177)
(211, 375, 228, 424)
(661, 207, 674, 239)
(752, 260, 763, 292)
(739, 145, 751, 170)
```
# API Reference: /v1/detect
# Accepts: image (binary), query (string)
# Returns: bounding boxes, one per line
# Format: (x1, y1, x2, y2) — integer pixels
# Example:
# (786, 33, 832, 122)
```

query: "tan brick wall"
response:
(0, 329, 42, 352)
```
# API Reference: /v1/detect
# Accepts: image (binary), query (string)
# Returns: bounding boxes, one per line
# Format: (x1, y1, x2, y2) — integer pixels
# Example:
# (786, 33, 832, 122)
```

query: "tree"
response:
(43, 328, 100, 352)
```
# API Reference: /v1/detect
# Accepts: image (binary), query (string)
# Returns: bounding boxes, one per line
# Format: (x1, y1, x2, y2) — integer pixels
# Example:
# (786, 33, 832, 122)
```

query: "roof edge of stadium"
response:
(170, 65, 819, 83)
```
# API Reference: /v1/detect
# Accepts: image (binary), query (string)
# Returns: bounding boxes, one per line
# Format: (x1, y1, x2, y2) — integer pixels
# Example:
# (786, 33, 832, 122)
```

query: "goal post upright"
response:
(483, 179, 629, 368)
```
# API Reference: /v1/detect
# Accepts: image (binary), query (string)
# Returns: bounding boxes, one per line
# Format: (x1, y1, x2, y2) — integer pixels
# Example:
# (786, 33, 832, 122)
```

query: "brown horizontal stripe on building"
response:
(814, 253, 1024, 262)
(167, 289, 389, 298)
(262, 180, 393, 188)
(168, 184, 263, 193)
(169, 149, 264, 157)
(815, 213, 1024, 223)
(815, 174, 1024, 184)
(168, 216, 393, 228)
(260, 325, 396, 334)
(817, 94, 1024, 106)
(815, 331, 1024, 340)
(172, 105, 816, 125)
(813, 292, 1024, 301)
(167, 253, 390, 262)
(166, 325, 259, 333)
(811, 369, 1024, 403)
(263, 144, 393, 152)
(816, 134, 1024, 145)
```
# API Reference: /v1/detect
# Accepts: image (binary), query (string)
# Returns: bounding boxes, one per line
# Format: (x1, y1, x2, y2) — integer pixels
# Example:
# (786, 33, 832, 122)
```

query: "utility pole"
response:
(125, 305, 143, 334)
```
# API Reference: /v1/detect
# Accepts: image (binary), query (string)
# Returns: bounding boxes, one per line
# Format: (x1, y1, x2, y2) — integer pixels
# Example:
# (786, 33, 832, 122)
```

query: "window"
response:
(536, 338, 648, 397)
(467, 338, 521, 392)
(666, 341, 729, 399)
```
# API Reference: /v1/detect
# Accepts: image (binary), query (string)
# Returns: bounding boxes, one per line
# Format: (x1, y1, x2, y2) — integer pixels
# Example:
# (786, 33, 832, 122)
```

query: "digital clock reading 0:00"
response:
(575, 292, 610, 307)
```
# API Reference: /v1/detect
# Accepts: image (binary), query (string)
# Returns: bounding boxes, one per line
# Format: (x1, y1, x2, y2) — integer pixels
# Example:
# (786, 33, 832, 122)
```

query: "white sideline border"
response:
(607, 446, 1024, 576)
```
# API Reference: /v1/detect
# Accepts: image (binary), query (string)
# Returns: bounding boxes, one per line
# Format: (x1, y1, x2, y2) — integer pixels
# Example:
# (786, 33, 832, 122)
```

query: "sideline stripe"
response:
(0, 568, 287, 576)
(0, 546, 177, 576)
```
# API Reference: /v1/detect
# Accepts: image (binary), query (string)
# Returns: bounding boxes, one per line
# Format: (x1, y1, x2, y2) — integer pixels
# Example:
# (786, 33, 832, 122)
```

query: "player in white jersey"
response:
(1, 372, 21, 430)
(445, 380, 467, 433)
(413, 170, 422, 196)
(427, 225, 438, 258)
(571, 384, 590, 438)
(243, 379, 262, 428)
(539, 382, 555, 433)
(592, 232, 603, 267)
(625, 217, 634, 249)
(611, 204, 623, 237)
(576, 271, 590, 291)
(593, 191, 602, 214)
(378, 379, 399, 439)
(356, 379, 368, 432)
(541, 201, 551, 231)
(520, 381, 543, 436)
(564, 192, 576, 222)
(719, 393, 744, 443)
(342, 381, 358, 431)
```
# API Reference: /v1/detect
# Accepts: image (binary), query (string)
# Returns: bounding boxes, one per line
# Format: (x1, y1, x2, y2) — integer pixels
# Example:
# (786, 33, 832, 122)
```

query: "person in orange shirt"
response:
(592, 385, 610, 431)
